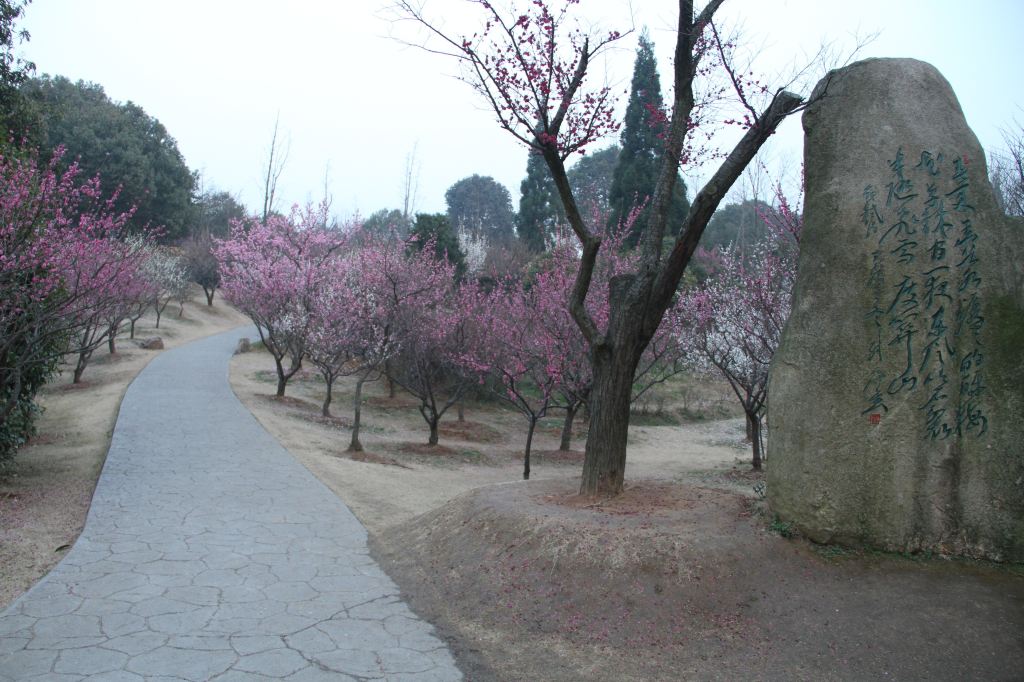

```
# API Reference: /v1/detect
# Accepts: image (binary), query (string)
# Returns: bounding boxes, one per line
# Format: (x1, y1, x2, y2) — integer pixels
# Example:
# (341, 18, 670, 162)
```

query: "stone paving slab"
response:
(0, 328, 462, 681)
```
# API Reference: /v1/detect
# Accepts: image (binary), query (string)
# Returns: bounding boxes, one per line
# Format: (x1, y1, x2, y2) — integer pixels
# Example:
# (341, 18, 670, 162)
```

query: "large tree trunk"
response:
(559, 402, 578, 451)
(348, 376, 366, 452)
(580, 343, 643, 496)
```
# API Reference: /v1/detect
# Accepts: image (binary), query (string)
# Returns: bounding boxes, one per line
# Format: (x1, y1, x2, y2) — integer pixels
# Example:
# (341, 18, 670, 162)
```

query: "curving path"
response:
(0, 328, 462, 681)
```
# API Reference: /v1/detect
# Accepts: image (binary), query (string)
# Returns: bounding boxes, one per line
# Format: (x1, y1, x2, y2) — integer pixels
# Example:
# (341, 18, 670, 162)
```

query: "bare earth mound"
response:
(374, 479, 1024, 681)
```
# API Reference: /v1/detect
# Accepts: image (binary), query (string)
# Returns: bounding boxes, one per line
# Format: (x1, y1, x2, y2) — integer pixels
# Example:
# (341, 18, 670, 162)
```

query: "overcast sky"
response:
(19, 0, 1024, 219)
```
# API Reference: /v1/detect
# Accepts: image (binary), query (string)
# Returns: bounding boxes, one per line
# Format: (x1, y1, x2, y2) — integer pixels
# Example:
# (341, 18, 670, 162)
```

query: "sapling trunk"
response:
(321, 375, 335, 417)
(559, 402, 578, 451)
(457, 400, 465, 422)
(348, 376, 366, 452)
(428, 417, 439, 446)
(749, 412, 763, 471)
(107, 322, 118, 354)
(523, 417, 537, 480)
(73, 350, 91, 384)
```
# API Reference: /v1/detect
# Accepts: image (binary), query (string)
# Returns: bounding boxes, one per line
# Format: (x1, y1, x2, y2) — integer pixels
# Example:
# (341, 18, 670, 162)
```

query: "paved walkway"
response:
(0, 328, 462, 681)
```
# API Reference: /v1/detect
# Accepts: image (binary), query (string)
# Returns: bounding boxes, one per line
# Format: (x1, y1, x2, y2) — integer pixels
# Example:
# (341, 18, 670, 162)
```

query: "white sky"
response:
(19, 0, 1024, 218)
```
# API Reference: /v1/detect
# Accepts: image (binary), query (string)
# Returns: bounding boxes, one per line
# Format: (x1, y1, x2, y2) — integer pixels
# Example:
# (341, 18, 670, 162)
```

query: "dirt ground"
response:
(229, 349, 1024, 681)
(0, 290, 249, 610)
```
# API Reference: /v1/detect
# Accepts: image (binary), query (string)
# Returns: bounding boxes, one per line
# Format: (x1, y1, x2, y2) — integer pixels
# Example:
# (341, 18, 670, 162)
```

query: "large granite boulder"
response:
(768, 58, 1024, 561)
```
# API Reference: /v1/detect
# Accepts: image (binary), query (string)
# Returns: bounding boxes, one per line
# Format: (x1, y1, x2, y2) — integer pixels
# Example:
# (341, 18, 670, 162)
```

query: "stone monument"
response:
(769, 58, 1024, 561)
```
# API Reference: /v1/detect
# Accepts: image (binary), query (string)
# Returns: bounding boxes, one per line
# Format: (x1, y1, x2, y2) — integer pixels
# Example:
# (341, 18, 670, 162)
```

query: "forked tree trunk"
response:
(203, 287, 215, 306)
(559, 402, 578, 451)
(348, 376, 366, 452)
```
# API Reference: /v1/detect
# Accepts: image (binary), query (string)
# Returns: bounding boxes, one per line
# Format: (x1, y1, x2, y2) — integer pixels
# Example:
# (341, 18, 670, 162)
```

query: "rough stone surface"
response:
(0, 328, 462, 680)
(134, 336, 164, 350)
(769, 58, 1024, 561)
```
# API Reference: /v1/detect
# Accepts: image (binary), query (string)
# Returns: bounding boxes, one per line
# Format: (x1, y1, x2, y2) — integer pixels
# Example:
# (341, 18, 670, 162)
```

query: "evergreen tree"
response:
(445, 174, 516, 245)
(607, 32, 688, 247)
(516, 151, 564, 252)
(409, 213, 467, 280)
(24, 76, 197, 241)
(568, 144, 619, 217)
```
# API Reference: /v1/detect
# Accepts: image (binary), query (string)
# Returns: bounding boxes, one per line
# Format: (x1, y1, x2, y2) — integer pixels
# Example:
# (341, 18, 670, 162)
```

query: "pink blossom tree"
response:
(396, 0, 805, 496)
(682, 185, 801, 469)
(305, 230, 455, 451)
(66, 233, 152, 381)
(384, 243, 472, 447)
(460, 278, 559, 479)
(216, 203, 346, 397)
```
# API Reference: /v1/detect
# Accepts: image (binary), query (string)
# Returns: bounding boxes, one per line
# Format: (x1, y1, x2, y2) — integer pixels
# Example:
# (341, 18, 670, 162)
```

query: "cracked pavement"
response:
(0, 328, 462, 681)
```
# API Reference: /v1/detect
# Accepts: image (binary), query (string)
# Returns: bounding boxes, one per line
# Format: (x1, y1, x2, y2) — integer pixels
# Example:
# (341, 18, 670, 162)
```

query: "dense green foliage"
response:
(194, 189, 246, 238)
(517, 152, 563, 252)
(568, 144, 619, 217)
(607, 34, 688, 246)
(362, 208, 413, 237)
(410, 213, 466, 279)
(702, 199, 774, 254)
(0, 0, 36, 144)
(445, 174, 516, 245)
(24, 75, 197, 241)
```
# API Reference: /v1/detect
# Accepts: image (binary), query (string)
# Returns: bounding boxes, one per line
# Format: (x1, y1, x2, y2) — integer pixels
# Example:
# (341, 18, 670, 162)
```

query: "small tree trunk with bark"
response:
(385, 360, 396, 398)
(348, 376, 366, 452)
(428, 416, 439, 446)
(523, 416, 538, 480)
(559, 402, 578, 451)
(203, 287, 215, 306)
(321, 375, 335, 417)
(457, 400, 465, 422)
(73, 350, 91, 384)
(107, 323, 118, 354)
(745, 413, 755, 442)
(749, 412, 763, 471)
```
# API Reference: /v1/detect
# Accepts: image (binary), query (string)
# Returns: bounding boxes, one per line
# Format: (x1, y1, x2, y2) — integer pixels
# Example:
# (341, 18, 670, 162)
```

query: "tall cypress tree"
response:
(516, 151, 564, 252)
(607, 32, 688, 247)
